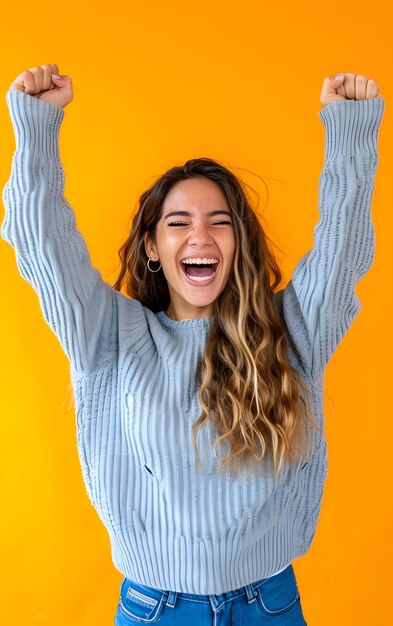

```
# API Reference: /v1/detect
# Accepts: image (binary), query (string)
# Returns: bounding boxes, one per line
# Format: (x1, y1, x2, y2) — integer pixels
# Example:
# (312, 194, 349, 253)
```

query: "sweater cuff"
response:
(319, 97, 385, 161)
(5, 88, 65, 160)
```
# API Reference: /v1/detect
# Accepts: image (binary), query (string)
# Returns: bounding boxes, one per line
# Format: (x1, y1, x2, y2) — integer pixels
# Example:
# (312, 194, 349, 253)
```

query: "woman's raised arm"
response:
(1, 65, 119, 374)
(281, 74, 385, 381)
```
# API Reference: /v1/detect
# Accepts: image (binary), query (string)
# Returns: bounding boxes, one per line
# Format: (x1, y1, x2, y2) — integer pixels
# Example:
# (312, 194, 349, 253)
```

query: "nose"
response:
(187, 222, 214, 246)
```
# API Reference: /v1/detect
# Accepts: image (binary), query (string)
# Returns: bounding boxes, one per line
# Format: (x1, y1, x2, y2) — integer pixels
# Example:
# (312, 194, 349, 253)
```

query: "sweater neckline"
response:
(156, 310, 213, 333)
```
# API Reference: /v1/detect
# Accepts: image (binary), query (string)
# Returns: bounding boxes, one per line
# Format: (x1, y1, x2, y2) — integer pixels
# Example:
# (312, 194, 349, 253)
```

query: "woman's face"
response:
(144, 177, 236, 320)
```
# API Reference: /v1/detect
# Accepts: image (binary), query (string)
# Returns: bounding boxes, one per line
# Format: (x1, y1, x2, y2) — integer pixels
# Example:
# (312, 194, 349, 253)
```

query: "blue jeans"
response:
(114, 564, 308, 625)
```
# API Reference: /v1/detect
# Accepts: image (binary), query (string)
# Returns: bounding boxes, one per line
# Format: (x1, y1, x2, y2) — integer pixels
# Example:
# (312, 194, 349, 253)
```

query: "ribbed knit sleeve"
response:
(282, 97, 385, 380)
(1, 89, 118, 373)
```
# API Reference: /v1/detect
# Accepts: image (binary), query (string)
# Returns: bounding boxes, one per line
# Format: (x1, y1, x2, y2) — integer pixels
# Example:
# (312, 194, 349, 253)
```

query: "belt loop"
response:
(244, 583, 258, 604)
(165, 590, 178, 607)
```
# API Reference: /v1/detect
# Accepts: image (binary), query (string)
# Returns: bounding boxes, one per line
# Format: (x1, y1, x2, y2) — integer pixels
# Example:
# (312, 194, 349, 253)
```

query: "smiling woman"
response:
(1, 64, 385, 625)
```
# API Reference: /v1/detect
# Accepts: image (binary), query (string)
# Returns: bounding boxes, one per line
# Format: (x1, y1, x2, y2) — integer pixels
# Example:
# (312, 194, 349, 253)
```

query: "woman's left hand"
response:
(320, 72, 382, 106)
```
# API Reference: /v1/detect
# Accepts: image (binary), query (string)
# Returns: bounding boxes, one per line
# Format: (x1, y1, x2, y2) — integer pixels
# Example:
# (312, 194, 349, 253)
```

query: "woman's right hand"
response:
(9, 63, 73, 109)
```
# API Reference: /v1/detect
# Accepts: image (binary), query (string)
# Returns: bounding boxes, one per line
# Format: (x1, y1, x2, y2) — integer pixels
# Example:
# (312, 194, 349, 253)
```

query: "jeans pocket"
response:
(115, 577, 167, 624)
(255, 565, 301, 617)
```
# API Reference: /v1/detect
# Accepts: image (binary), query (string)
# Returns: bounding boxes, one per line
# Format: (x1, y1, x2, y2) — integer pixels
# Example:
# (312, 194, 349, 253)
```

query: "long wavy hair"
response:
(110, 157, 320, 477)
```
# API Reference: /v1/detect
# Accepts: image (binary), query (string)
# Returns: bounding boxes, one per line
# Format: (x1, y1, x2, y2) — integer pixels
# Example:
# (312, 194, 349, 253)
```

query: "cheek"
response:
(225, 236, 236, 262)
(157, 230, 184, 251)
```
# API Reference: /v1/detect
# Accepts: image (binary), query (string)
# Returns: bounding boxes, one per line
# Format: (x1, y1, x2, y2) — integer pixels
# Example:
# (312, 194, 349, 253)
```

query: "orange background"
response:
(0, 1, 391, 624)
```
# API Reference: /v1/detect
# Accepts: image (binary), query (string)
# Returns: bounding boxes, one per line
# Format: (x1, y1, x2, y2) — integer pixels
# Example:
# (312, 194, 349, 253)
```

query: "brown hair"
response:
(112, 157, 320, 477)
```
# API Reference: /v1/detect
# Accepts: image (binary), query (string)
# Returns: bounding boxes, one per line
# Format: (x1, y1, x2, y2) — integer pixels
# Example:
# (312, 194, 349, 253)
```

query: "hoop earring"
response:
(147, 257, 162, 273)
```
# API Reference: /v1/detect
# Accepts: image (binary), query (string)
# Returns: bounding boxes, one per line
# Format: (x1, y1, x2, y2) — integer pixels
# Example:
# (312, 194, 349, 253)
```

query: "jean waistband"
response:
(121, 564, 294, 613)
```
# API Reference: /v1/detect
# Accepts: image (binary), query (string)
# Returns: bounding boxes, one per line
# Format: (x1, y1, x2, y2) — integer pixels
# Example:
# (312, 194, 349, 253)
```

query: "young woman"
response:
(1, 64, 384, 625)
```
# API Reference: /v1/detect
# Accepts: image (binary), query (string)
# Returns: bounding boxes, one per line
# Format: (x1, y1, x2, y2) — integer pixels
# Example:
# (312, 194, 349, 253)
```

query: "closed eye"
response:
(168, 221, 232, 226)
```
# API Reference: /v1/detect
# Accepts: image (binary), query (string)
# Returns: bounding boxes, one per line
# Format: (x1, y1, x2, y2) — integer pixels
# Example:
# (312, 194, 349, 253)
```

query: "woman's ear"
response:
(144, 232, 158, 259)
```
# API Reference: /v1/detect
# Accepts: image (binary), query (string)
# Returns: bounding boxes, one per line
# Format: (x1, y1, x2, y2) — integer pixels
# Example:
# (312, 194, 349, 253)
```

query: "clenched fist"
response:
(320, 72, 382, 107)
(9, 63, 73, 110)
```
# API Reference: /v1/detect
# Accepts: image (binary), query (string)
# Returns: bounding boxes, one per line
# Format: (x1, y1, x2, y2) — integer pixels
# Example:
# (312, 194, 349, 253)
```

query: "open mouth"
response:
(180, 260, 220, 283)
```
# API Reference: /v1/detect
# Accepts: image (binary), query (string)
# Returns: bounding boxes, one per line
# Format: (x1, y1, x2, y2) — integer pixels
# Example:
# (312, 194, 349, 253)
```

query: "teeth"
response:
(186, 271, 218, 282)
(182, 258, 219, 264)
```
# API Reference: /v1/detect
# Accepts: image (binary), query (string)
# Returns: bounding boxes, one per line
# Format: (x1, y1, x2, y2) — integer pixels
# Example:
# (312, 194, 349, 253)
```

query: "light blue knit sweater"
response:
(1, 89, 384, 595)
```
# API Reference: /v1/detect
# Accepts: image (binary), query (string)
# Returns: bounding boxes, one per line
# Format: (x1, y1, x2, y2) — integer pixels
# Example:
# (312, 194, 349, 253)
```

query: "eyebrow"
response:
(164, 210, 232, 219)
